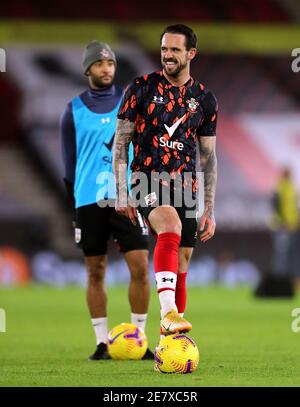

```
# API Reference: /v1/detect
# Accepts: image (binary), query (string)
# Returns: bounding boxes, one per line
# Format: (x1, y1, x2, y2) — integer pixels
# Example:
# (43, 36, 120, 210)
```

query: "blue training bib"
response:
(72, 96, 132, 208)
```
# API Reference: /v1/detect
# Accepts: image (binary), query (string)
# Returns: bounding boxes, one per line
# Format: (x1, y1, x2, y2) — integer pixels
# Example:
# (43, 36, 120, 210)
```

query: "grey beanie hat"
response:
(83, 41, 117, 75)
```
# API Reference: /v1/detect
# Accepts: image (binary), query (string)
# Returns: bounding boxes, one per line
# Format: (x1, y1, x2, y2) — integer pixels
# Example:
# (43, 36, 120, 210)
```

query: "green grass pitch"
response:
(0, 285, 300, 387)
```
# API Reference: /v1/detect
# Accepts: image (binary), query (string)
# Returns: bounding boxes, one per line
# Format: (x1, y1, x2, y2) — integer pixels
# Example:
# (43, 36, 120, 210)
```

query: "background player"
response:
(60, 41, 153, 360)
(113, 25, 218, 337)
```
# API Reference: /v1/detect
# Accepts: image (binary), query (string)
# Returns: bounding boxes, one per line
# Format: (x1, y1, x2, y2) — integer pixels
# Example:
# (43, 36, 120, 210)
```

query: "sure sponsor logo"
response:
(164, 115, 185, 138)
(159, 136, 184, 151)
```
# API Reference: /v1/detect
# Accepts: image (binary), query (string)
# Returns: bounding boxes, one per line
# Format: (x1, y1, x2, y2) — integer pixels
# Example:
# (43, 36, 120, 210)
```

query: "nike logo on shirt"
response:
(164, 115, 185, 137)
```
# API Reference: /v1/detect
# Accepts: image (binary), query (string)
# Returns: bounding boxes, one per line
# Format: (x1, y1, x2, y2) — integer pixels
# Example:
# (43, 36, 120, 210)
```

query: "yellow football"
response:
(154, 334, 199, 373)
(107, 323, 148, 360)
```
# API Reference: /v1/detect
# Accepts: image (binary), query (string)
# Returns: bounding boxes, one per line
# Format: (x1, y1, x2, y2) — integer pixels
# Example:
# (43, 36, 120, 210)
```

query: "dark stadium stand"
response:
(0, 75, 23, 141)
(0, 143, 76, 254)
(0, 0, 292, 21)
(189, 55, 299, 113)
(262, 55, 300, 106)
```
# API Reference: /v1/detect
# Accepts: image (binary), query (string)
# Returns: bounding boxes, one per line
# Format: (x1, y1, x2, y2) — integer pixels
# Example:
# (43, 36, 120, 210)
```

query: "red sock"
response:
(154, 232, 180, 277)
(176, 272, 187, 314)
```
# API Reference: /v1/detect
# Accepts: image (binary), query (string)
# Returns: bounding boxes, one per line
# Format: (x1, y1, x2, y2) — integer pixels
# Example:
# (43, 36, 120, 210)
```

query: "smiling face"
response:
(87, 59, 116, 88)
(161, 33, 196, 78)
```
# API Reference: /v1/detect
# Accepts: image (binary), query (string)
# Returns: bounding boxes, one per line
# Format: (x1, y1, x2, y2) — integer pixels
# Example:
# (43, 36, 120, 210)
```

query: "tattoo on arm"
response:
(199, 136, 217, 219)
(113, 119, 136, 204)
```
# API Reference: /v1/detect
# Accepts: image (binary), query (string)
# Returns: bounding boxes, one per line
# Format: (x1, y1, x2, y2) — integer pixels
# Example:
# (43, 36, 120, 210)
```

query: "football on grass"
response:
(154, 334, 199, 373)
(107, 323, 148, 360)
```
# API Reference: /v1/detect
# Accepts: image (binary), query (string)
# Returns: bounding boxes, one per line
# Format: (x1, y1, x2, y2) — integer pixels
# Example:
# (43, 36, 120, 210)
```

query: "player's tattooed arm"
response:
(198, 136, 217, 242)
(113, 119, 137, 223)
(199, 136, 217, 215)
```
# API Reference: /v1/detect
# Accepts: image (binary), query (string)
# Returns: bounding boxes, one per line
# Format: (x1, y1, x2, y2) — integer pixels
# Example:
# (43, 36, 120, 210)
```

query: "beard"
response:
(89, 74, 114, 88)
(162, 58, 187, 77)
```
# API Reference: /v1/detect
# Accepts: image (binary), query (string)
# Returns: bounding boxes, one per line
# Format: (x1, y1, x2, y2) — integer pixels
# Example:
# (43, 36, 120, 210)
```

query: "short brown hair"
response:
(160, 24, 197, 50)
